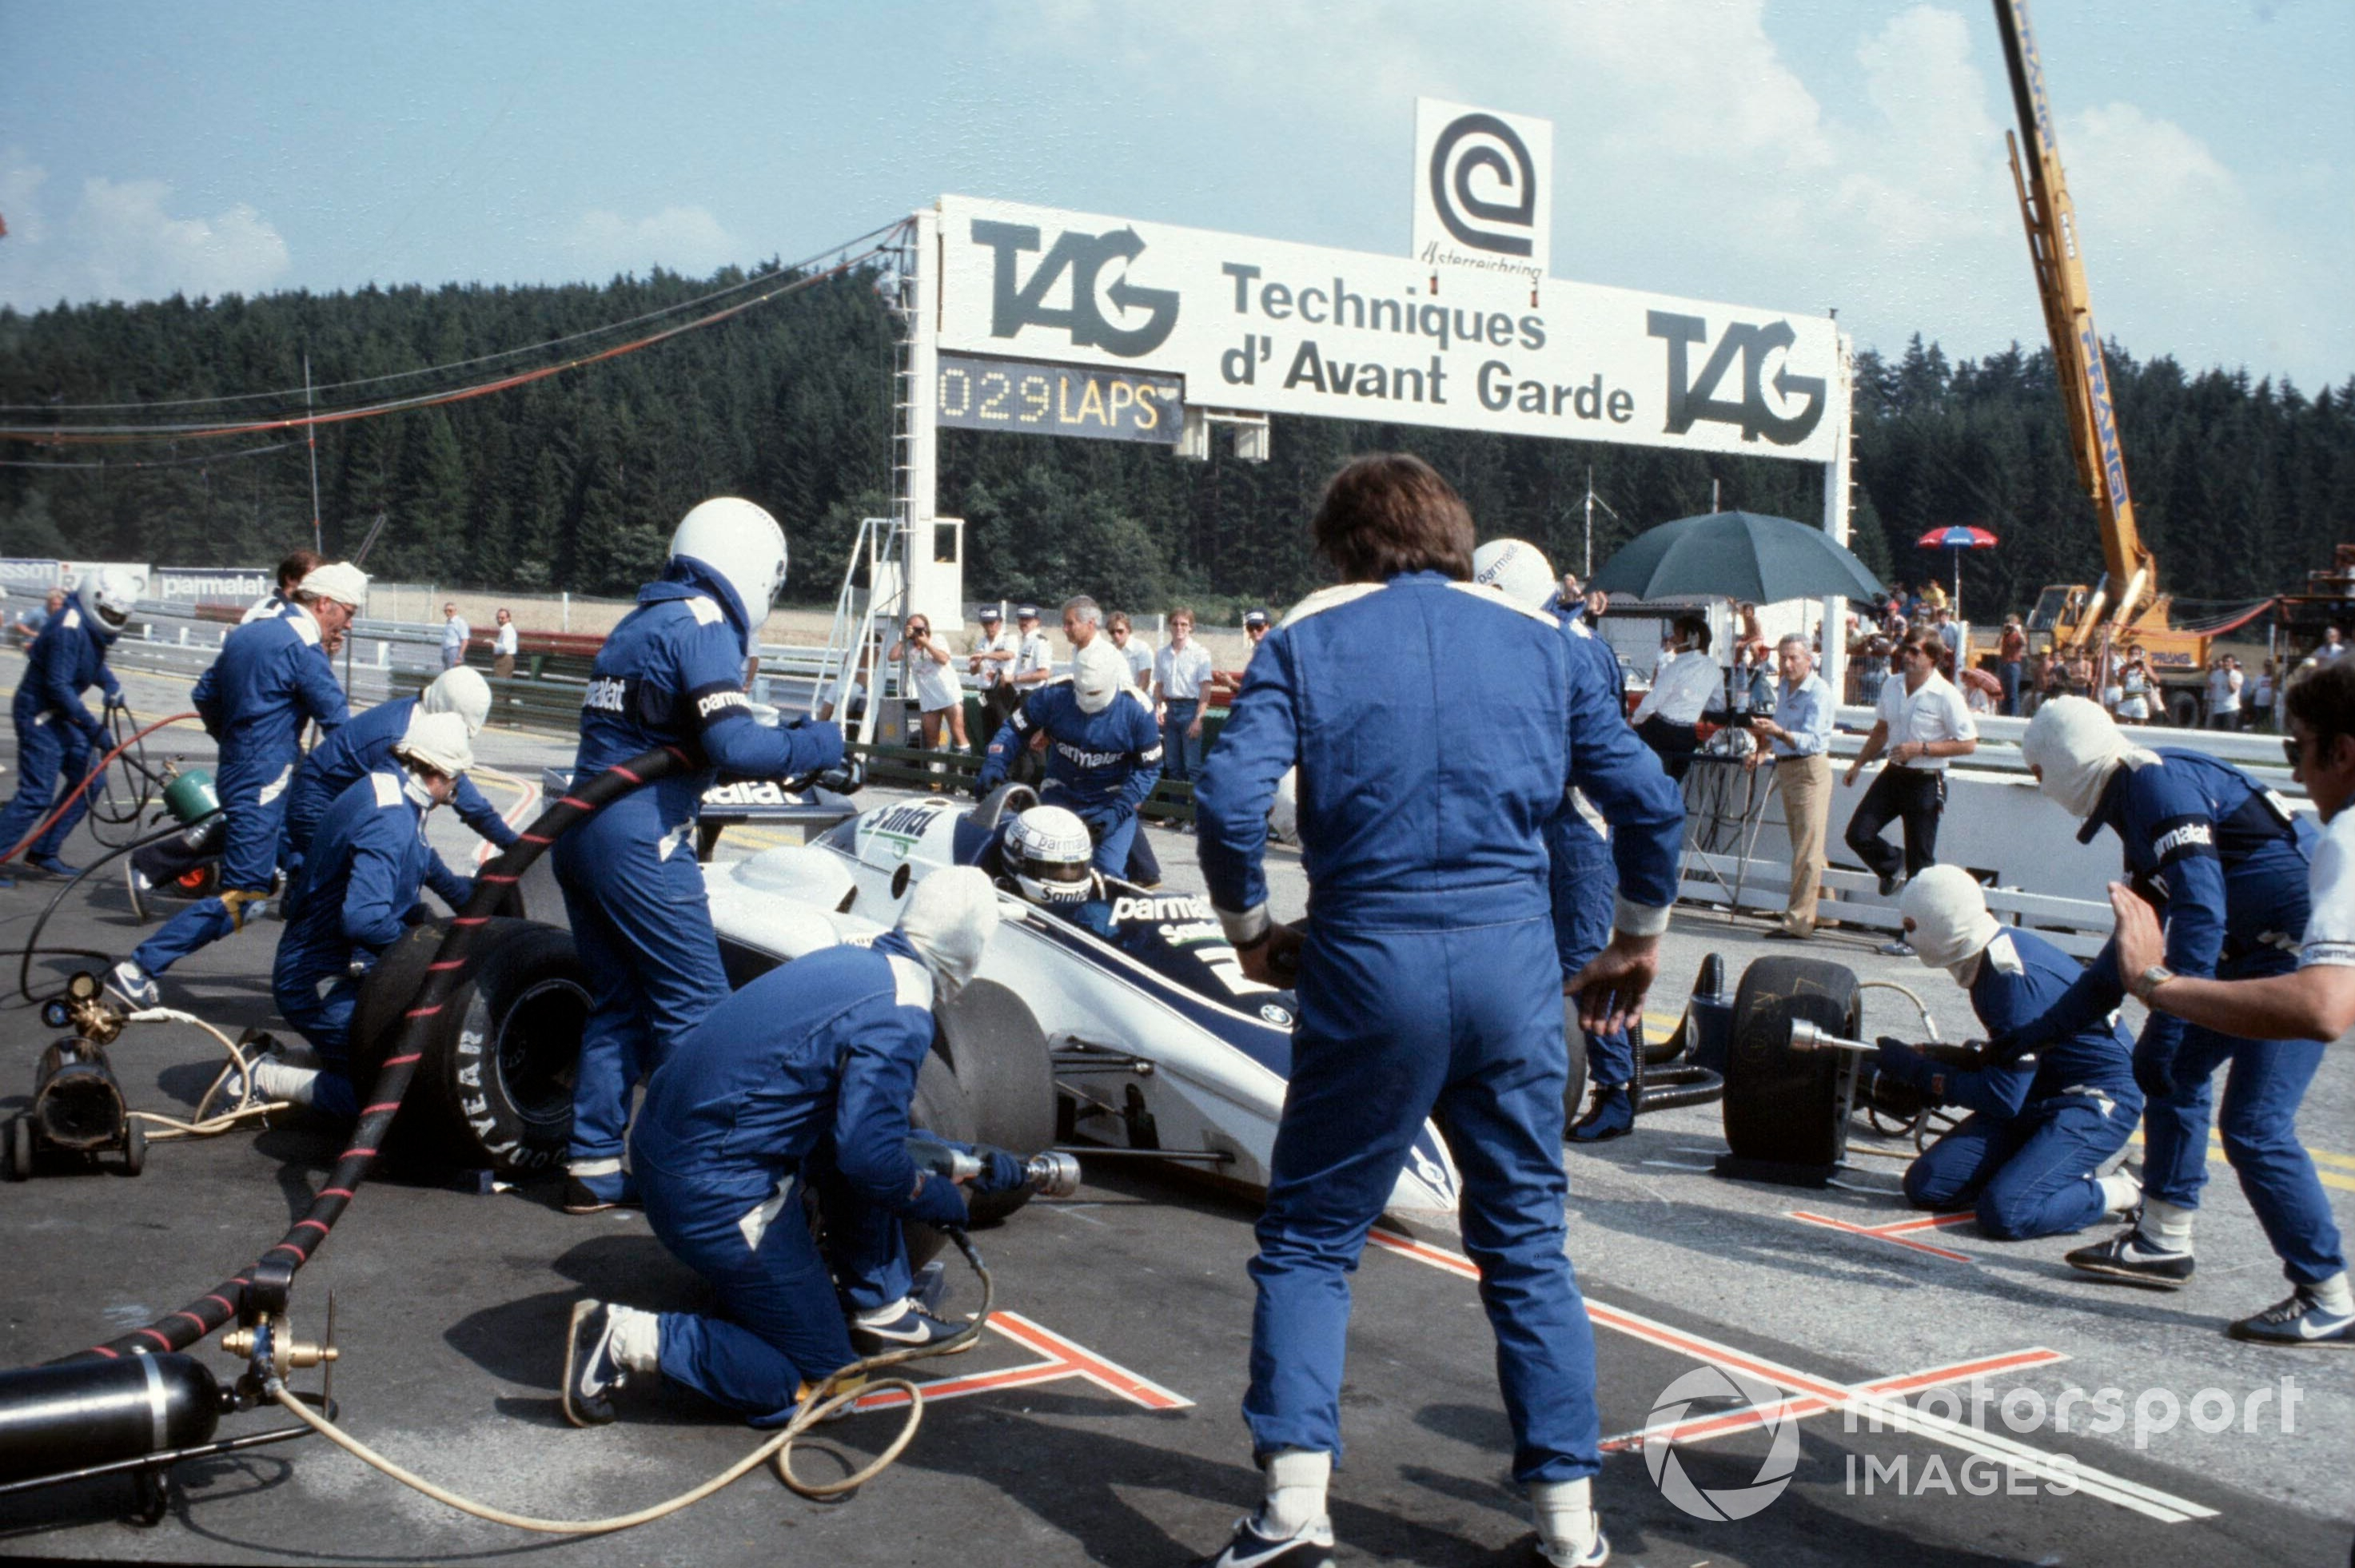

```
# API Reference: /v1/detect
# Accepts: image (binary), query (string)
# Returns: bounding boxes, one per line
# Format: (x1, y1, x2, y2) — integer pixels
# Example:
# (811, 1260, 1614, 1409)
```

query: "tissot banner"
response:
(936, 194, 1844, 462)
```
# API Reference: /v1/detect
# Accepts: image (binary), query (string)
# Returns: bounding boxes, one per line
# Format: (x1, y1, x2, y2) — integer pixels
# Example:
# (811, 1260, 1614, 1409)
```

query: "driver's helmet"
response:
(1001, 805, 1095, 905)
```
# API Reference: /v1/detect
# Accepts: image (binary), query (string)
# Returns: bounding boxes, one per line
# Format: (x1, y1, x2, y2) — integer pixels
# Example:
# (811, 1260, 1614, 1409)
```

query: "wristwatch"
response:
(2130, 965, 2178, 1005)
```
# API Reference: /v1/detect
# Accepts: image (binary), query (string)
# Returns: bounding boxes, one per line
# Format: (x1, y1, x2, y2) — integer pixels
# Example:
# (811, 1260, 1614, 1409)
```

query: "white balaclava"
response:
(394, 710, 475, 781)
(1072, 639, 1128, 715)
(2020, 695, 2161, 819)
(423, 665, 494, 735)
(1900, 866, 2000, 984)
(897, 866, 1000, 999)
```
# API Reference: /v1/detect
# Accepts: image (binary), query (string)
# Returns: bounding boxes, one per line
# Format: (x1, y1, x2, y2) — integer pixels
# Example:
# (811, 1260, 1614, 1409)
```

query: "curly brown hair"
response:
(1310, 453, 1475, 583)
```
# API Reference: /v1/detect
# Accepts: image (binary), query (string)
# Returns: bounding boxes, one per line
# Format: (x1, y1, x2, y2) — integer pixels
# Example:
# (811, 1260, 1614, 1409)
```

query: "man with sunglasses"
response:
(1843, 631, 1978, 935)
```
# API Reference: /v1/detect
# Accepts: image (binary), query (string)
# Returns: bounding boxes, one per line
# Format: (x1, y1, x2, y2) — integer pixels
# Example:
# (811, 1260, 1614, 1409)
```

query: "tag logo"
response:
(969, 220, 1180, 359)
(1647, 311, 1826, 448)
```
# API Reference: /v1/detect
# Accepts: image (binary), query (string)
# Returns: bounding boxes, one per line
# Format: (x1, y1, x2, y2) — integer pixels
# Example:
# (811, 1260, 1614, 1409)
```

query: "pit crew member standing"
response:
(2014, 695, 2345, 1346)
(557, 498, 843, 1216)
(1193, 455, 1683, 1568)
(281, 666, 516, 872)
(561, 869, 1021, 1427)
(1878, 868, 2142, 1239)
(110, 563, 365, 1008)
(249, 713, 479, 1120)
(0, 569, 136, 878)
(975, 640, 1162, 881)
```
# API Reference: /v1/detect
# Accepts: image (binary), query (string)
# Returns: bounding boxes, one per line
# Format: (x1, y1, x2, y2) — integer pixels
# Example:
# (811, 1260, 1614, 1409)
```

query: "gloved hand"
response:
(903, 1169, 970, 1231)
(1871, 1037, 1934, 1090)
(2133, 1036, 2178, 1100)
(970, 1146, 1028, 1195)
(974, 766, 1005, 798)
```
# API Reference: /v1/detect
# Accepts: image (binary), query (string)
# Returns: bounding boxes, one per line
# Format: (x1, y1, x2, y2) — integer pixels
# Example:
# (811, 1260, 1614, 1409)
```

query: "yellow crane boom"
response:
(1995, 0, 2159, 643)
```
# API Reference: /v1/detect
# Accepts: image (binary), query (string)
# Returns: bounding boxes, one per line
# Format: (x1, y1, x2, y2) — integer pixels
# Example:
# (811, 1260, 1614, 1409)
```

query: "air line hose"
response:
(62, 742, 695, 1363)
(1, 710, 198, 867)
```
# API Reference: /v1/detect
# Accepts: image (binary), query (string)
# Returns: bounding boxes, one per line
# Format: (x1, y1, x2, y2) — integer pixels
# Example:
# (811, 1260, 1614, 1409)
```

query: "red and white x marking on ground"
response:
(850, 1310, 1193, 1415)
(1365, 1229, 2216, 1526)
(1785, 1208, 1978, 1262)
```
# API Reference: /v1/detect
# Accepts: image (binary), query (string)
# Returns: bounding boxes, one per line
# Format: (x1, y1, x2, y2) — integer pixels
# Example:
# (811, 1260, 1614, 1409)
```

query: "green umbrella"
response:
(1591, 509, 1884, 605)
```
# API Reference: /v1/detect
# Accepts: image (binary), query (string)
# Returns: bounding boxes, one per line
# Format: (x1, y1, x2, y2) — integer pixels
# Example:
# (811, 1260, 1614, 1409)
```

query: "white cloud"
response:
(987, 0, 2347, 385)
(563, 205, 738, 281)
(0, 151, 290, 309)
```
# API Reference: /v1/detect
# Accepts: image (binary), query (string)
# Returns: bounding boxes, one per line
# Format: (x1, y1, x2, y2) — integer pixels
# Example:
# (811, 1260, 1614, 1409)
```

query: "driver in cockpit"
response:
(986, 804, 1114, 936)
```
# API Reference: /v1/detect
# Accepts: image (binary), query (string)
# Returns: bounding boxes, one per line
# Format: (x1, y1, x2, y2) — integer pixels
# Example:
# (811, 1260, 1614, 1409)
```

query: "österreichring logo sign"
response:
(1413, 99, 1552, 283)
(1643, 1364, 1802, 1520)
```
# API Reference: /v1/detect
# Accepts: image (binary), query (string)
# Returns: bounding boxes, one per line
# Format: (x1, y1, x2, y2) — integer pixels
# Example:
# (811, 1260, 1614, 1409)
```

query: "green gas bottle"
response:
(161, 768, 220, 826)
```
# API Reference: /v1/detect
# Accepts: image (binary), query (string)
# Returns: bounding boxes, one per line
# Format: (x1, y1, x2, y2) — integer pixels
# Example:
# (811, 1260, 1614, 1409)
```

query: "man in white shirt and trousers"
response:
(1631, 613, 1719, 782)
(440, 602, 470, 670)
(1844, 628, 1979, 953)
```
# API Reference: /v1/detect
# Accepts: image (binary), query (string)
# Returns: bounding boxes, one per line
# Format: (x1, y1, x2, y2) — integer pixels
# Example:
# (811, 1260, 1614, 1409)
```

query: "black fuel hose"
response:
(61, 743, 693, 1365)
(13, 818, 199, 1005)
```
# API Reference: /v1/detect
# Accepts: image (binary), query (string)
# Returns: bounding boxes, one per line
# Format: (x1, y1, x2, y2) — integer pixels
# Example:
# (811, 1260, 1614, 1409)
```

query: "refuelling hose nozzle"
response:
(906, 1136, 1082, 1199)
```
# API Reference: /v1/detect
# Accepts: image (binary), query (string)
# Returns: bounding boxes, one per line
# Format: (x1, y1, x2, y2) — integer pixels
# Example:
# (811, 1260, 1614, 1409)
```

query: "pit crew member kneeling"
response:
(243, 712, 480, 1117)
(562, 867, 1026, 1427)
(1875, 867, 2142, 1239)
(976, 639, 1161, 881)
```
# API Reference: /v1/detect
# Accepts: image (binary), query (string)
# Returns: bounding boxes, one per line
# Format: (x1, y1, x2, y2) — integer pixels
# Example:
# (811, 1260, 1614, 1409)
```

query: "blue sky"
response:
(3, 1, 2349, 388)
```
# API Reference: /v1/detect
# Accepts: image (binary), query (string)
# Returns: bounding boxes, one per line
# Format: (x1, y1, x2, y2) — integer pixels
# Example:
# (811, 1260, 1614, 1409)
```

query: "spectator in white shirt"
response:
(440, 603, 469, 670)
(1631, 614, 1719, 781)
(1154, 607, 1214, 783)
(2319, 627, 2345, 663)
(1843, 630, 1978, 921)
(2206, 655, 2245, 731)
(887, 612, 969, 754)
(1009, 606, 1054, 691)
(968, 607, 1019, 733)
(492, 607, 520, 679)
(1107, 612, 1155, 690)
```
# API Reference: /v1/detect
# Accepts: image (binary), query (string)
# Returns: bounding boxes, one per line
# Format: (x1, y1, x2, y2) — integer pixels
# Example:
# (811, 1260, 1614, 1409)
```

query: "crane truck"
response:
(1994, 0, 2220, 726)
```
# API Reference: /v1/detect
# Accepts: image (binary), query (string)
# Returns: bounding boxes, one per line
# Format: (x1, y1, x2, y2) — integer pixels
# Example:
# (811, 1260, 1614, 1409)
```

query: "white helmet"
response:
(422, 665, 493, 735)
(1072, 639, 1128, 715)
(1001, 805, 1095, 905)
(1472, 538, 1556, 611)
(671, 497, 787, 626)
(898, 865, 1001, 1000)
(84, 567, 141, 637)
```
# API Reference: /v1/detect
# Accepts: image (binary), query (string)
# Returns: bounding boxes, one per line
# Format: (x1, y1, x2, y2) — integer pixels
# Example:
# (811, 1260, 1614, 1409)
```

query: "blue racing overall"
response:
(628, 933, 970, 1423)
(2013, 750, 2339, 1285)
(1882, 928, 2140, 1239)
(1546, 608, 1635, 1092)
(558, 559, 843, 1187)
(977, 682, 1162, 879)
(1197, 571, 1683, 1485)
(285, 695, 517, 862)
(132, 608, 349, 976)
(0, 594, 124, 863)
(272, 768, 470, 1119)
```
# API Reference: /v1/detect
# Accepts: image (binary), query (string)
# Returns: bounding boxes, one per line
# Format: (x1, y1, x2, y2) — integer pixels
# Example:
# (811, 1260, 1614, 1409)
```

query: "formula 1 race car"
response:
(349, 785, 1466, 1222)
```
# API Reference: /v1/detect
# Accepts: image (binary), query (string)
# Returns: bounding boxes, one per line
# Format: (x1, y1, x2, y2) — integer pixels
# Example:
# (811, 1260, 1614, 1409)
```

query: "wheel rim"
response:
(496, 977, 592, 1128)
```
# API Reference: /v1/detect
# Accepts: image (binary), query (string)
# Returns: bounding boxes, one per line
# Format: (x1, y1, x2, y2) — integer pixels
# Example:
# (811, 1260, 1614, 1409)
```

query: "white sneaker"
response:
(1193, 1512, 1335, 1567)
(2228, 1288, 2355, 1348)
(107, 960, 159, 1011)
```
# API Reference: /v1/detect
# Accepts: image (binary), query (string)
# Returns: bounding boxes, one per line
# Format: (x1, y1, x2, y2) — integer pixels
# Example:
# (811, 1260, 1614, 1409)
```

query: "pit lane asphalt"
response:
(0, 659, 2348, 1566)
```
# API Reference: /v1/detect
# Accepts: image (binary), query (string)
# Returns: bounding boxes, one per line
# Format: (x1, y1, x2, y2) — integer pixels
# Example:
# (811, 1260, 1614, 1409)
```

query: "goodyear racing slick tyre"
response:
(349, 920, 590, 1180)
(934, 980, 1054, 1228)
(1723, 956, 1860, 1170)
(1560, 997, 1588, 1130)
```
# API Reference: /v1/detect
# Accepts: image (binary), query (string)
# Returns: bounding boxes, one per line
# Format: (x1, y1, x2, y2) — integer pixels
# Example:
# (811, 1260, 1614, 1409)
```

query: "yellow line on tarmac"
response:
(2127, 1130, 2355, 1193)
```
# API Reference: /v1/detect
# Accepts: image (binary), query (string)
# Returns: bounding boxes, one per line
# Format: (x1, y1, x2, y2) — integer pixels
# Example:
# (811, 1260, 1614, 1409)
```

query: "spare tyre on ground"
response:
(1717, 955, 1862, 1184)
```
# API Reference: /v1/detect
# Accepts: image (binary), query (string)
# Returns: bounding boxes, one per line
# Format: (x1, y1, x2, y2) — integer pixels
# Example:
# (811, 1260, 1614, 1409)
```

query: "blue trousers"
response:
(1547, 814, 1632, 1089)
(1246, 913, 1598, 1484)
(2145, 1016, 2345, 1286)
(641, 1158, 909, 1423)
(1903, 1091, 2134, 1240)
(1161, 700, 1203, 782)
(272, 969, 362, 1120)
(556, 806, 729, 1168)
(0, 710, 95, 862)
(132, 767, 292, 977)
